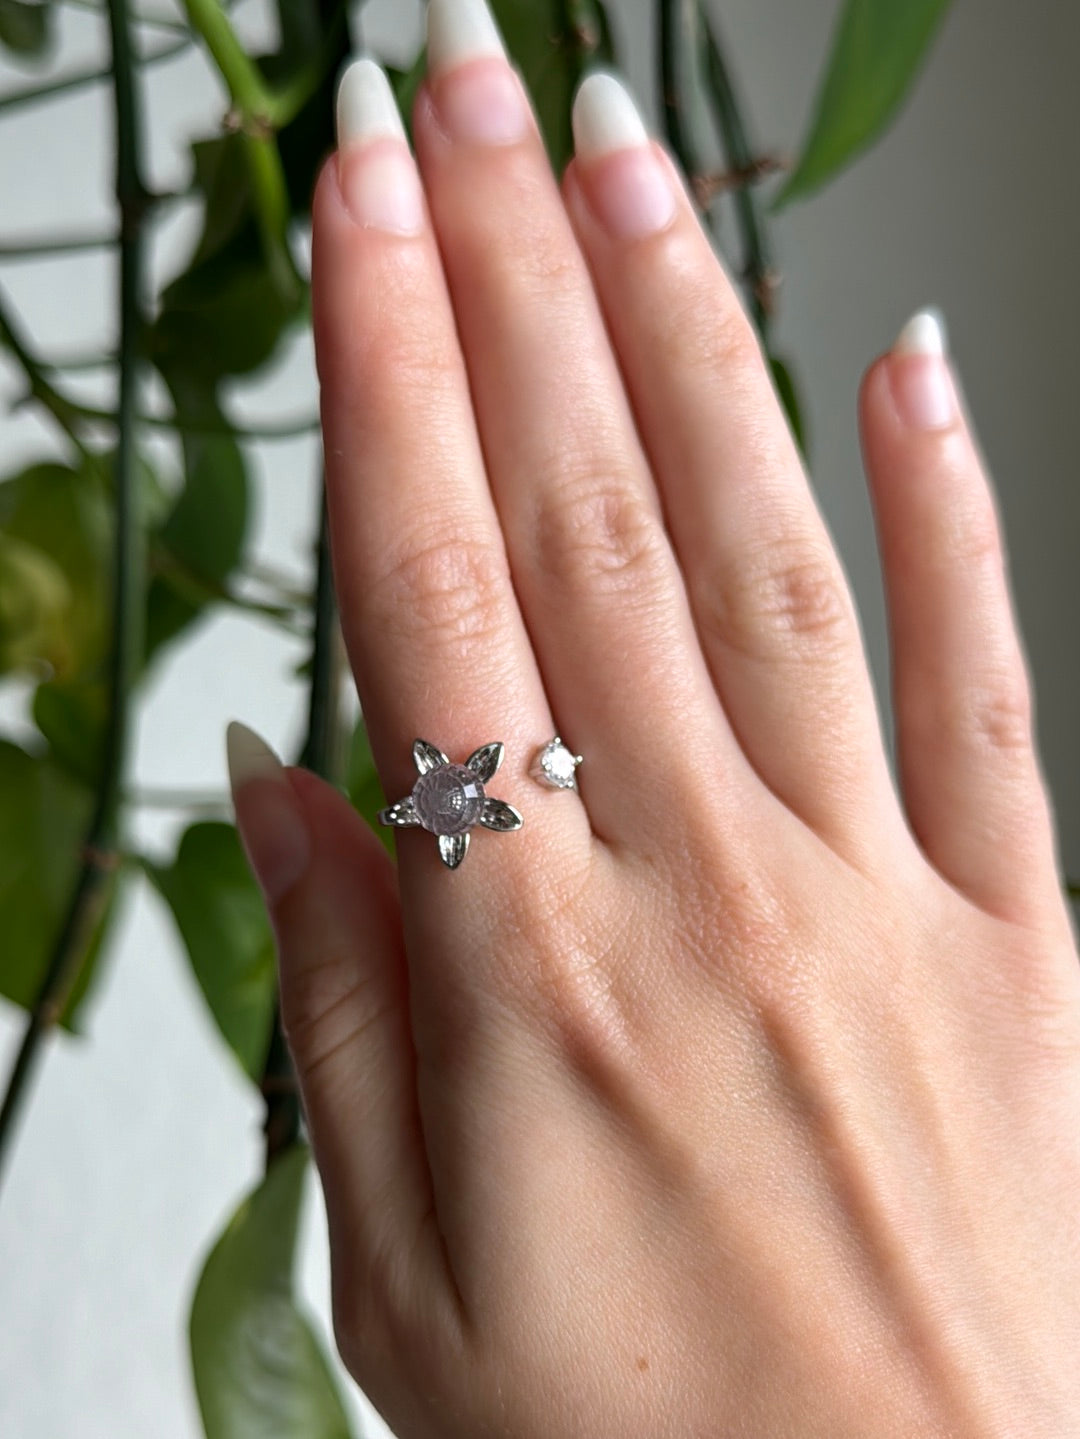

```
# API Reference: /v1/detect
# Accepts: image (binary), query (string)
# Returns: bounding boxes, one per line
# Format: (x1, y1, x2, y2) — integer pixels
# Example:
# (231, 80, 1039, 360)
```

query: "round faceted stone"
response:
(539, 739, 579, 789)
(412, 764, 485, 836)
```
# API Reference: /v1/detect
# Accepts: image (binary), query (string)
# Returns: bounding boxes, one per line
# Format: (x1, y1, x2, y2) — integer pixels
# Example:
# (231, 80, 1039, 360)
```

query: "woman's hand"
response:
(228, 2, 1080, 1434)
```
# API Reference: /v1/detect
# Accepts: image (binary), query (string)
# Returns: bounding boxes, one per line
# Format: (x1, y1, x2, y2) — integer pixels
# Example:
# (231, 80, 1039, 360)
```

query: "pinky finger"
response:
(226, 723, 461, 1372)
(859, 312, 1063, 929)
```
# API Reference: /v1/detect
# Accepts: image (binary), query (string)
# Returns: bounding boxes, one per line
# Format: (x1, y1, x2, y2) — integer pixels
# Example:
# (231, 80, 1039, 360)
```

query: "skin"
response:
(232, 50, 1080, 1439)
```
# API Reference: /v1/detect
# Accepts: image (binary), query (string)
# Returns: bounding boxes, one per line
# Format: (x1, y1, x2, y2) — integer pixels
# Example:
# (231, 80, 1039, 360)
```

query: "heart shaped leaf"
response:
(190, 1146, 355, 1439)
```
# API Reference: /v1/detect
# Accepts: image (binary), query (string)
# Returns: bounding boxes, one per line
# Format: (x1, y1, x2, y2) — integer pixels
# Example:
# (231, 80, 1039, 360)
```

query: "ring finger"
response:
(562, 75, 902, 860)
(412, 0, 752, 840)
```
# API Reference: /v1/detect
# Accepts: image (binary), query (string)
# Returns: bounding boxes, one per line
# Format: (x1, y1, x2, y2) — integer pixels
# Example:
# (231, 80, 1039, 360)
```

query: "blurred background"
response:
(1, 0, 1077, 1434)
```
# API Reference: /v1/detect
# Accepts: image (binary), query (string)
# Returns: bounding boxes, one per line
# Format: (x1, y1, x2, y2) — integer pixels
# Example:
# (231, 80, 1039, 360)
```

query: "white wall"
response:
(1, 1, 1077, 1435)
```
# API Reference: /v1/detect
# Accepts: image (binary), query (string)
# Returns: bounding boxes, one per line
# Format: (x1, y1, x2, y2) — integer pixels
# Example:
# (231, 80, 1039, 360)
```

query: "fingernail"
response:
(571, 72, 677, 239)
(426, 0, 530, 145)
(226, 721, 311, 906)
(888, 307, 958, 431)
(335, 57, 425, 234)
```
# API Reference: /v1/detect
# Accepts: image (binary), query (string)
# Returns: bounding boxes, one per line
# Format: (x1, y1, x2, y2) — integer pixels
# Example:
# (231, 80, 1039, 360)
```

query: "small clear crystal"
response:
(412, 764, 485, 836)
(538, 739, 579, 789)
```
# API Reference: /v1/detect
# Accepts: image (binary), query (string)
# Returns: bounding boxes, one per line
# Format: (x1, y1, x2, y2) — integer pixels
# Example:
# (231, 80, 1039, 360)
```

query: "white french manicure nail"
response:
(333, 57, 425, 234)
(425, 0, 528, 145)
(336, 55, 408, 147)
(890, 307, 957, 432)
(572, 71, 650, 159)
(226, 721, 311, 906)
(571, 71, 677, 239)
(227, 719, 285, 790)
(427, 0, 507, 73)
(894, 306, 949, 357)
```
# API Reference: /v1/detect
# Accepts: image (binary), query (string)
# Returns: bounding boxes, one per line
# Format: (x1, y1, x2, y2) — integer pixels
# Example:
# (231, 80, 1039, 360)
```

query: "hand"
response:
(227, 2, 1080, 1435)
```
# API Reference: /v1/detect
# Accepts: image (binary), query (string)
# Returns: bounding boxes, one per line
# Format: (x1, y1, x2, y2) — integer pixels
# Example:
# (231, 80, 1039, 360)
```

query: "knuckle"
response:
(966, 668, 1034, 754)
(363, 527, 511, 660)
(487, 860, 643, 1065)
(282, 961, 389, 1089)
(695, 537, 851, 662)
(531, 462, 671, 603)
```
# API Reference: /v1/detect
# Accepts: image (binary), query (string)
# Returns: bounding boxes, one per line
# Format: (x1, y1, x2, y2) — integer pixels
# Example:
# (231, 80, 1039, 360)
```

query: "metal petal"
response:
(378, 799, 421, 828)
(479, 798, 523, 832)
(466, 741, 504, 783)
(438, 832, 470, 869)
(413, 740, 448, 775)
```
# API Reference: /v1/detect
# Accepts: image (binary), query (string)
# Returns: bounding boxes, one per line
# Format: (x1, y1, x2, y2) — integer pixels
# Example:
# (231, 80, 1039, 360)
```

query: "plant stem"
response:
(152, 548, 310, 634)
(658, 0, 702, 191)
(561, 0, 614, 62)
(698, 2, 778, 339)
(261, 482, 341, 1170)
(178, 0, 301, 303)
(59, 0, 193, 31)
(299, 491, 344, 777)
(124, 786, 231, 812)
(0, 34, 190, 119)
(263, 0, 351, 129)
(0, 0, 148, 1188)
(0, 285, 90, 456)
(13, 392, 319, 440)
(0, 229, 116, 260)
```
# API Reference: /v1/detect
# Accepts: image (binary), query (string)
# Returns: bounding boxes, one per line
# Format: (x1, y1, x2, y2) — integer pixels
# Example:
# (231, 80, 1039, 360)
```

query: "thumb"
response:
(225, 722, 438, 1323)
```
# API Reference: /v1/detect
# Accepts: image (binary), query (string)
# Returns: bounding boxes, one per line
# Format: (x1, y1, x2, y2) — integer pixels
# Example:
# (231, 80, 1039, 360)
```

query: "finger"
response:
(226, 723, 458, 1340)
(314, 59, 571, 848)
(562, 74, 900, 858)
(412, 0, 747, 838)
(858, 313, 1062, 924)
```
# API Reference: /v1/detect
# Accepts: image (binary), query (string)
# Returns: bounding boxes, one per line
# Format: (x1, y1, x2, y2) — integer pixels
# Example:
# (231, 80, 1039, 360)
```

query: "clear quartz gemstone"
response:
(540, 740, 578, 788)
(412, 764, 485, 835)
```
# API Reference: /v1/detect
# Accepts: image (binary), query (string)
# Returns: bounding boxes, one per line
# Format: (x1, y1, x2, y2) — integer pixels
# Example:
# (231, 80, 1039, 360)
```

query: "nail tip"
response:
(894, 306, 948, 358)
(571, 69, 649, 159)
(335, 54, 407, 149)
(226, 720, 284, 793)
(427, 0, 507, 72)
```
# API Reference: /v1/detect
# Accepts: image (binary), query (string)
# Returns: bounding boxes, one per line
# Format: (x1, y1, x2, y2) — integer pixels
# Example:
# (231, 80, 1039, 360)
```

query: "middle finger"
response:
(414, 0, 752, 837)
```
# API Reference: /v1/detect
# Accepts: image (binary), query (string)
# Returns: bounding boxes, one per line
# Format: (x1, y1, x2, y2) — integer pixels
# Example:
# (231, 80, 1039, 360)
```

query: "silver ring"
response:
(378, 739, 523, 870)
(533, 736, 583, 791)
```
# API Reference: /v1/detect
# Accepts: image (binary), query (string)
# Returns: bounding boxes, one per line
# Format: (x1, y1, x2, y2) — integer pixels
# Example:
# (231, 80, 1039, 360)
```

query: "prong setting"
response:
(534, 736, 583, 790)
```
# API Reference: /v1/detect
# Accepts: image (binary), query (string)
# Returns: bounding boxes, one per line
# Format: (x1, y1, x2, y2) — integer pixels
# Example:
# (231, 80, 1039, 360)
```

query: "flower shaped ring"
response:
(378, 740, 524, 869)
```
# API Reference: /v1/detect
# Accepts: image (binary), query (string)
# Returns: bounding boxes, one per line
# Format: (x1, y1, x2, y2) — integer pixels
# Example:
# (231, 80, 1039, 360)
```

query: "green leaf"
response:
(346, 717, 389, 849)
(0, 0, 52, 56)
(190, 135, 256, 267)
(0, 530, 70, 675)
(152, 232, 302, 383)
(144, 403, 250, 662)
(768, 354, 808, 459)
(158, 433, 248, 585)
(492, 0, 615, 172)
(146, 822, 276, 1081)
(0, 739, 115, 1029)
(150, 130, 305, 385)
(0, 460, 111, 681)
(190, 1146, 355, 1439)
(772, 0, 952, 209)
(32, 677, 108, 788)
